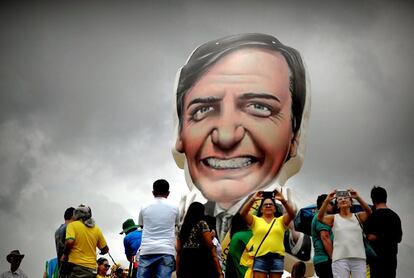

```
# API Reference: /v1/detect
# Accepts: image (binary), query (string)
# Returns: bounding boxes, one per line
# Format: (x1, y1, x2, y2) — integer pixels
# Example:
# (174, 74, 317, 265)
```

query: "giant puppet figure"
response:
(172, 33, 312, 274)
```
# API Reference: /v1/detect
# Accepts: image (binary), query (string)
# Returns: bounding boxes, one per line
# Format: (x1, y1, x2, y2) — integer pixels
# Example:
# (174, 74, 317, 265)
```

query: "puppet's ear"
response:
(175, 137, 184, 153)
(289, 133, 298, 158)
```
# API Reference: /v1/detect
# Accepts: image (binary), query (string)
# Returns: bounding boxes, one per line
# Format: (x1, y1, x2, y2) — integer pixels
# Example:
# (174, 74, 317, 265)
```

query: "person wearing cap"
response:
(1, 250, 28, 278)
(120, 218, 142, 277)
(62, 204, 109, 278)
(137, 179, 179, 278)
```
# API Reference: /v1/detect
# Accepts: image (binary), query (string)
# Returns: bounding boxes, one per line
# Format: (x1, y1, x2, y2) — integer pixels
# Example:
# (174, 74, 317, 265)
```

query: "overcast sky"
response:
(0, 1, 413, 276)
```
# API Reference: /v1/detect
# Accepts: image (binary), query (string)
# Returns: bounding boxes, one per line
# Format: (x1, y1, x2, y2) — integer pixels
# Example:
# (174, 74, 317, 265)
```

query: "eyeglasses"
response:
(263, 203, 274, 207)
(104, 264, 110, 268)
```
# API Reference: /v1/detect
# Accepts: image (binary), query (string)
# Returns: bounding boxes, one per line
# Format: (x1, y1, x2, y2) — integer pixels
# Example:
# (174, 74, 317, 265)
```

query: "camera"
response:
(261, 191, 275, 199)
(335, 190, 350, 198)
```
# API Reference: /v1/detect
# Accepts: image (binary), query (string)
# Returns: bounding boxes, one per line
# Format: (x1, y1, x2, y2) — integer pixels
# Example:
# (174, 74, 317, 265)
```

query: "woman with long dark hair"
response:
(176, 202, 223, 278)
(226, 213, 253, 278)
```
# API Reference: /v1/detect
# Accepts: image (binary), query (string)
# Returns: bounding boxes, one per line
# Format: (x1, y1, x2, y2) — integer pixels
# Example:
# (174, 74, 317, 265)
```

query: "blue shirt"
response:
(45, 258, 58, 278)
(124, 229, 142, 259)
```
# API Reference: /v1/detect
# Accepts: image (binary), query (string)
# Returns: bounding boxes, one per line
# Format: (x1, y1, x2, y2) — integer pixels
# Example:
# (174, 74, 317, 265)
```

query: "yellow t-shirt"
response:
(66, 220, 107, 269)
(250, 215, 286, 257)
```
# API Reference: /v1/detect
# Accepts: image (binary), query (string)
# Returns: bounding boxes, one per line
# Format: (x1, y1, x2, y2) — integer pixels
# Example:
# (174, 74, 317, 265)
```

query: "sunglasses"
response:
(104, 264, 110, 268)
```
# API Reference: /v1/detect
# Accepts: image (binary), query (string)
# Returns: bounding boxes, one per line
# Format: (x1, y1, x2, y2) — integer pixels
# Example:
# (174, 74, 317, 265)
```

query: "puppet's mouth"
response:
(202, 156, 257, 169)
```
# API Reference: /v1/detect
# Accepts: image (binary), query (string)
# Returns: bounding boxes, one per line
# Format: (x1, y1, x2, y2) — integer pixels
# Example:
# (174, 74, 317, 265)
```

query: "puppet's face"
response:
(176, 48, 297, 207)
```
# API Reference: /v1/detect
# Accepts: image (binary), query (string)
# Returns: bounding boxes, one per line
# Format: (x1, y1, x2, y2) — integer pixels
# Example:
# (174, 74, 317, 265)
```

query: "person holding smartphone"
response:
(240, 190, 295, 278)
(317, 189, 372, 278)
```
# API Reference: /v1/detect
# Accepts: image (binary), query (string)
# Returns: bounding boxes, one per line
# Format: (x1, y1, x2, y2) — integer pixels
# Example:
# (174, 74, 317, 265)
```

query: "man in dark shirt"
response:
(55, 207, 75, 277)
(366, 186, 402, 278)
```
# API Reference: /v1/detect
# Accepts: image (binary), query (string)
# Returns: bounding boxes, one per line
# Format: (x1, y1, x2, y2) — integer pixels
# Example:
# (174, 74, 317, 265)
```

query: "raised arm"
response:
(274, 190, 296, 226)
(240, 192, 262, 226)
(317, 191, 335, 227)
(349, 188, 372, 222)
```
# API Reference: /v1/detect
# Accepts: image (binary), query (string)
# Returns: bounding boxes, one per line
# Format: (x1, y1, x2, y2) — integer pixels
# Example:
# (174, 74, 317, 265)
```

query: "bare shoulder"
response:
(323, 214, 335, 226)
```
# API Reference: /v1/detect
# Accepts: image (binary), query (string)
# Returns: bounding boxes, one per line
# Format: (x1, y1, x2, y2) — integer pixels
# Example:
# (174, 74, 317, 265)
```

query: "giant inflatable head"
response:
(173, 33, 310, 209)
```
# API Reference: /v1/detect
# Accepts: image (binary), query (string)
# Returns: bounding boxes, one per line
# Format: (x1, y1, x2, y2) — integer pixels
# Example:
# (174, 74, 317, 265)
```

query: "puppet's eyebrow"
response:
(238, 92, 281, 102)
(187, 96, 222, 109)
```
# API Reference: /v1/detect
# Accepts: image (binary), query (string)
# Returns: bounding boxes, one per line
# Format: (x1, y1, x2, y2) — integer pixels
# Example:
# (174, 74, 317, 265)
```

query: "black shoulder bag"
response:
(355, 213, 377, 262)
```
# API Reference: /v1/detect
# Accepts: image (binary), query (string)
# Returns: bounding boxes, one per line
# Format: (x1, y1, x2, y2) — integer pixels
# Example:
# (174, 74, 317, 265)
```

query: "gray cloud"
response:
(0, 1, 413, 276)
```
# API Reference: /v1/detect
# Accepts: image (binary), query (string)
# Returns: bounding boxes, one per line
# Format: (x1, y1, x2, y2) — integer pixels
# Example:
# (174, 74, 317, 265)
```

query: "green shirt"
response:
(228, 230, 253, 278)
(311, 214, 333, 265)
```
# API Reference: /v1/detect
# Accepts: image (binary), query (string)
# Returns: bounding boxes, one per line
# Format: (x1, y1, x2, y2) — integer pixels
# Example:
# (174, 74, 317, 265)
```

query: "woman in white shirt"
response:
(317, 189, 372, 278)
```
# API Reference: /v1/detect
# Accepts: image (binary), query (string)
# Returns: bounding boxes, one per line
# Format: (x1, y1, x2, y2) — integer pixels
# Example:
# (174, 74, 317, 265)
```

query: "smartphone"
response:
(335, 190, 350, 198)
(261, 191, 275, 199)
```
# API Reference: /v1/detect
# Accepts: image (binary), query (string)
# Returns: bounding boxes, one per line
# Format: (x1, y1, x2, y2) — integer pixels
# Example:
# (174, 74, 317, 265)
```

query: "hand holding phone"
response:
(261, 191, 275, 199)
(335, 189, 350, 198)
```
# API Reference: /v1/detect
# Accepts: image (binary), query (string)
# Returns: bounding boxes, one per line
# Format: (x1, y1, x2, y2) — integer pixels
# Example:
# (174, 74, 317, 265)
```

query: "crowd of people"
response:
(311, 187, 402, 278)
(0, 32, 404, 278)
(0, 180, 402, 278)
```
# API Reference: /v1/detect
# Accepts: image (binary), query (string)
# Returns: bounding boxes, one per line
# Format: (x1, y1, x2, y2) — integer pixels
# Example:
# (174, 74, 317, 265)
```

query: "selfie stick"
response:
(127, 257, 132, 278)
(108, 252, 117, 265)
